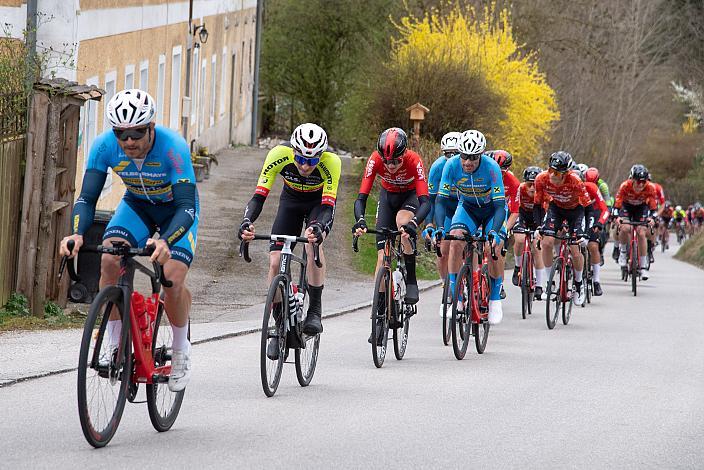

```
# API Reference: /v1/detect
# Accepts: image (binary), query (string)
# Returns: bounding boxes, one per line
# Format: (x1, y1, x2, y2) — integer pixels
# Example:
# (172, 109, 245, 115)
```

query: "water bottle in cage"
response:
(288, 284, 298, 327)
(392, 270, 405, 301)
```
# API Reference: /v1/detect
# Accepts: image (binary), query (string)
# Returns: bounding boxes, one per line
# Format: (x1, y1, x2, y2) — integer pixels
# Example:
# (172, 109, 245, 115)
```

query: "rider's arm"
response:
(310, 154, 342, 232)
(161, 140, 198, 246)
(490, 198, 507, 235)
(434, 157, 455, 228)
(532, 176, 546, 224)
(414, 195, 431, 225)
(242, 146, 289, 224)
(71, 133, 115, 234)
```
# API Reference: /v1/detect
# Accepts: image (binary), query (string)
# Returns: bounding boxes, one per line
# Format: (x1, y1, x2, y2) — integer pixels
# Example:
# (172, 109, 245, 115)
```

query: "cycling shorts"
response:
(270, 189, 335, 252)
(450, 202, 507, 241)
(619, 203, 648, 223)
(104, 196, 199, 267)
(540, 202, 585, 238)
(584, 209, 601, 243)
(514, 208, 538, 233)
(661, 216, 672, 226)
(375, 189, 418, 250)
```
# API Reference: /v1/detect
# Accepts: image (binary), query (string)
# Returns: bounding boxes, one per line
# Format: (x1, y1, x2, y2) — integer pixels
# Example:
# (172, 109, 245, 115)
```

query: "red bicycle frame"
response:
(518, 231, 535, 292)
(128, 292, 170, 384)
(554, 236, 573, 303)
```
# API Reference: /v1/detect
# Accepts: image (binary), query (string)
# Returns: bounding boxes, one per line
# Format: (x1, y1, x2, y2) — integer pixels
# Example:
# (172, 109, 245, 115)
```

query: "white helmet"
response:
(440, 132, 462, 152)
(290, 123, 328, 157)
(458, 130, 486, 155)
(106, 89, 156, 128)
(577, 163, 589, 174)
(676, 205, 682, 211)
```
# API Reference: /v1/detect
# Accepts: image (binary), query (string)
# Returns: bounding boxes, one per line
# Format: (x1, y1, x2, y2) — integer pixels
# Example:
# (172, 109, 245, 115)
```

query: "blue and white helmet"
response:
(440, 131, 462, 152)
(106, 89, 156, 128)
(458, 130, 486, 155)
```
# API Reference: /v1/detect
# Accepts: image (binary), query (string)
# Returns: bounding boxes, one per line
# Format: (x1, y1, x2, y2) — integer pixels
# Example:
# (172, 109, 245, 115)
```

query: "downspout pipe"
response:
(182, 0, 194, 139)
(250, 0, 263, 146)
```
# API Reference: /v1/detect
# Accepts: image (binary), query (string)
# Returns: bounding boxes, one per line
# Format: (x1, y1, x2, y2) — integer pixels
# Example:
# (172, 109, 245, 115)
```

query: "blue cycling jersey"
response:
(85, 126, 195, 204)
(426, 154, 459, 225)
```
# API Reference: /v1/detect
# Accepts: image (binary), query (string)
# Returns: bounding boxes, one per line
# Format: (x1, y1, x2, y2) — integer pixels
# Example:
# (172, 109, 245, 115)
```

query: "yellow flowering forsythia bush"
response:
(393, 2, 559, 164)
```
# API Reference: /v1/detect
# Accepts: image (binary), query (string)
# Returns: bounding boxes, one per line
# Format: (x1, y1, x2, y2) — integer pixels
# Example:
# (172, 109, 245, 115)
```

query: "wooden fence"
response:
(0, 93, 27, 307)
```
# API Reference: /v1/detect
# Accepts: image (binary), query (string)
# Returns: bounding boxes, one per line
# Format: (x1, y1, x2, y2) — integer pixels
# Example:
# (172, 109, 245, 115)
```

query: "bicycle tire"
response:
(261, 275, 287, 397)
(451, 264, 472, 360)
(296, 287, 320, 386)
(474, 265, 490, 354)
(147, 301, 186, 431)
(546, 259, 562, 330)
(371, 268, 390, 368)
(631, 243, 638, 297)
(77, 286, 131, 448)
(585, 250, 592, 305)
(393, 304, 410, 360)
(562, 260, 573, 325)
(520, 253, 531, 319)
(441, 276, 451, 345)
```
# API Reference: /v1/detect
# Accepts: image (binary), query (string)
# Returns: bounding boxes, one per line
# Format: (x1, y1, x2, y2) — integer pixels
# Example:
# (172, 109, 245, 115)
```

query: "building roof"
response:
(34, 78, 104, 101)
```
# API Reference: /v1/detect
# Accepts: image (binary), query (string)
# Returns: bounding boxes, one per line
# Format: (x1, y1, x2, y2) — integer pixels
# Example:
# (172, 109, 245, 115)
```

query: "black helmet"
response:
(377, 127, 408, 161)
(549, 151, 572, 173)
(523, 166, 541, 182)
(629, 164, 648, 181)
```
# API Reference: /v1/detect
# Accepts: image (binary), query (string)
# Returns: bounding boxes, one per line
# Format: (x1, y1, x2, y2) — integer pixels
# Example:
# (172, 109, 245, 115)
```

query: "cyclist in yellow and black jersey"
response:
(238, 123, 341, 340)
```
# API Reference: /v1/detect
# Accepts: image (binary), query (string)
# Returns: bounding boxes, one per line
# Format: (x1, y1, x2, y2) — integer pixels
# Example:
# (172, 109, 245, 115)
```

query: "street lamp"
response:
(193, 24, 209, 48)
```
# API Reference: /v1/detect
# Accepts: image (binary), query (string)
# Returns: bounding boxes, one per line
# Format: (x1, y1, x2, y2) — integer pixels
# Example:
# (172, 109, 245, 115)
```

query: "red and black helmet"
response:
(585, 167, 600, 183)
(489, 149, 513, 170)
(377, 127, 408, 161)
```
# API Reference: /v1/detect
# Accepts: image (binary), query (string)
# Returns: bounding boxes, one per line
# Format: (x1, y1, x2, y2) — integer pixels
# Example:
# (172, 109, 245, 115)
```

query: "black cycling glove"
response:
(352, 218, 368, 233)
(238, 219, 252, 240)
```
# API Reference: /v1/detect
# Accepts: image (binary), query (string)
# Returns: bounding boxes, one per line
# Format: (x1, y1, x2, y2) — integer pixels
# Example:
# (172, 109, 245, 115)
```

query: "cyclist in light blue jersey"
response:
(60, 89, 197, 392)
(423, 132, 461, 316)
(434, 130, 507, 324)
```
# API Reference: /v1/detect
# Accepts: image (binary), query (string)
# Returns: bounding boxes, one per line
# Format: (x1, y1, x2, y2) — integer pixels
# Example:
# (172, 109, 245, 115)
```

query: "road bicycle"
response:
(60, 240, 184, 448)
(581, 243, 592, 307)
(426, 237, 452, 346)
(545, 229, 579, 329)
(240, 234, 322, 397)
(675, 220, 686, 245)
(513, 227, 538, 319)
(353, 228, 416, 368)
(442, 233, 499, 359)
(619, 219, 652, 297)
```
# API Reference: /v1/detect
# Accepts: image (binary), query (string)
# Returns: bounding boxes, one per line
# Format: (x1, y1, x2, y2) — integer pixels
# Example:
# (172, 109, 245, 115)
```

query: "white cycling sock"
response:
(640, 256, 648, 269)
(574, 269, 583, 283)
(172, 324, 190, 352)
(620, 243, 628, 252)
(107, 319, 122, 347)
(535, 268, 545, 288)
(592, 263, 601, 282)
(515, 254, 523, 268)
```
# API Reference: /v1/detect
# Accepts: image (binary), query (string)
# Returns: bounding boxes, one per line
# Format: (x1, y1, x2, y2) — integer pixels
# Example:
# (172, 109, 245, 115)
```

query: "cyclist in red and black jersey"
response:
(577, 167, 609, 296)
(534, 151, 592, 306)
(659, 201, 674, 250)
(353, 127, 430, 308)
(511, 166, 546, 299)
(613, 164, 657, 280)
(646, 176, 665, 262)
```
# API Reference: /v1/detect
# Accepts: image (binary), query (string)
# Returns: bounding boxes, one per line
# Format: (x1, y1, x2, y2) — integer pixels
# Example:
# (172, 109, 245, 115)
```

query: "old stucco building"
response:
(2, 0, 259, 209)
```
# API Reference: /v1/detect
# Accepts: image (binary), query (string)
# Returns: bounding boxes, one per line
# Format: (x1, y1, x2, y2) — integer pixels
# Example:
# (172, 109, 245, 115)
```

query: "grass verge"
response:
(0, 293, 85, 332)
(674, 230, 704, 269)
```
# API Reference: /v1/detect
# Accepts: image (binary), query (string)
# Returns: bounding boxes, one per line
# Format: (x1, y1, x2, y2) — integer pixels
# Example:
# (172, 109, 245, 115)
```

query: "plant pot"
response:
(195, 156, 211, 179)
(193, 163, 206, 182)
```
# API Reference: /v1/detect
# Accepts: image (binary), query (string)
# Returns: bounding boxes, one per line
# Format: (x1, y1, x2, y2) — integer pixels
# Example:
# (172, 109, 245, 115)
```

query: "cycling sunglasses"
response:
(548, 167, 568, 176)
(459, 152, 481, 161)
(294, 154, 321, 166)
(113, 126, 149, 141)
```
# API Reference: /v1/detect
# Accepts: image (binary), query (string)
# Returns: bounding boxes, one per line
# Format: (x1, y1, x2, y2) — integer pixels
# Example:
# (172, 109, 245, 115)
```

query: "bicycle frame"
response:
(445, 233, 491, 325)
(515, 229, 536, 292)
(551, 233, 574, 303)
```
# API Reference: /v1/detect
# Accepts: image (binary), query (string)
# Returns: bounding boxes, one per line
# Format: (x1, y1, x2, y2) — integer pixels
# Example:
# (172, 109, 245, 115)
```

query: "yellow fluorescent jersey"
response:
(255, 144, 341, 206)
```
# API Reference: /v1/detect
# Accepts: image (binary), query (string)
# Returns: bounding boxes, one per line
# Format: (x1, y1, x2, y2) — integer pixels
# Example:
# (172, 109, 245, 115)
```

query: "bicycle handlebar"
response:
(352, 228, 415, 254)
(239, 234, 322, 268)
(59, 240, 173, 288)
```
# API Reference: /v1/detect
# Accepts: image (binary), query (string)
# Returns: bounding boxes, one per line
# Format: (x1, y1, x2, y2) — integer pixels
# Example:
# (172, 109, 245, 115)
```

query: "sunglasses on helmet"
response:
(113, 126, 149, 141)
(459, 152, 481, 161)
(294, 154, 321, 167)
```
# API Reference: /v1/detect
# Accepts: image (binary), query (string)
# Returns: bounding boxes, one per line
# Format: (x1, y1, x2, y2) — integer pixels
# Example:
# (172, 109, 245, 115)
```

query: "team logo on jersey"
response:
(113, 160, 131, 172)
(365, 158, 375, 178)
(416, 162, 425, 180)
(185, 208, 195, 221)
(493, 187, 501, 193)
(177, 178, 191, 183)
(145, 162, 161, 167)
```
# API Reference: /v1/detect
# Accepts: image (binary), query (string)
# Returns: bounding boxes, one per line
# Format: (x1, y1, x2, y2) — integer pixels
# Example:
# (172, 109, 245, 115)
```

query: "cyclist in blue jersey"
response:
(60, 89, 197, 392)
(423, 131, 461, 316)
(434, 130, 507, 324)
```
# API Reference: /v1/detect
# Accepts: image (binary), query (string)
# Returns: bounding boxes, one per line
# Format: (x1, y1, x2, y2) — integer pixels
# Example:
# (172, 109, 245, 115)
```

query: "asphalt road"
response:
(2, 246, 703, 468)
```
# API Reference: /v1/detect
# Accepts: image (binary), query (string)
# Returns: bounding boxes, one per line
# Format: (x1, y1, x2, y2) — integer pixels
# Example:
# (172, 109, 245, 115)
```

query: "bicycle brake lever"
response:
(239, 241, 252, 263)
(313, 243, 323, 268)
(352, 236, 359, 253)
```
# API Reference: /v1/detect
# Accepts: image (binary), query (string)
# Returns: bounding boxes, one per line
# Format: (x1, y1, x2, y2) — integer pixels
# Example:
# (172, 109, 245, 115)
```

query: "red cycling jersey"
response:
(358, 149, 429, 196)
(585, 181, 609, 224)
(517, 182, 536, 211)
(502, 170, 520, 214)
(661, 206, 674, 218)
(652, 182, 665, 207)
(534, 171, 591, 210)
(614, 180, 657, 210)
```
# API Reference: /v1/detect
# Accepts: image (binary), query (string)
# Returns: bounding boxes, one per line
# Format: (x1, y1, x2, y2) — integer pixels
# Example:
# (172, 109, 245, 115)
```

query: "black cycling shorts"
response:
(269, 190, 335, 252)
(514, 207, 538, 232)
(540, 203, 585, 238)
(619, 203, 648, 223)
(584, 209, 601, 243)
(375, 189, 418, 250)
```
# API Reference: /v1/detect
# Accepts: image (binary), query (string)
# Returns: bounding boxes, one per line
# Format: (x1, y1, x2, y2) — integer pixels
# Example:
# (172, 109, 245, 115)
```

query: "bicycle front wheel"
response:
(261, 275, 287, 397)
(474, 268, 490, 354)
(520, 253, 532, 319)
(147, 301, 186, 432)
(371, 268, 390, 368)
(296, 291, 320, 387)
(441, 276, 451, 345)
(562, 262, 573, 325)
(546, 260, 562, 330)
(393, 304, 411, 360)
(630, 243, 638, 297)
(77, 286, 131, 448)
(451, 264, 472, 360)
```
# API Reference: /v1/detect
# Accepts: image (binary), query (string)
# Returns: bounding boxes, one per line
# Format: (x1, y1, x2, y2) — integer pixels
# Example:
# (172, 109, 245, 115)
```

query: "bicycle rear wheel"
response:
(393, 304, 411, 360)
(371, 268, 390, 368)
(147, 301, 186, 431)
(520, 253, 532, 319)
(441, 276, 451, 345)
(77, 286, 131, 448)
(474, 267, 490, 354)
(546, 260, 562, 330)
(261, 275, 287, 397)
(630, 242, 638, 297)
(451, 264, 472, 360)
(296, 289, 320, 386)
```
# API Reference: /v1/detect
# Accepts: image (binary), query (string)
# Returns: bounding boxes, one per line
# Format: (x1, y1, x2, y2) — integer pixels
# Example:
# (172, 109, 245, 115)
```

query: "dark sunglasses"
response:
(113, 126, 149, 141)
(294, 154, 321, 166)
(459, 152, 481, 161)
